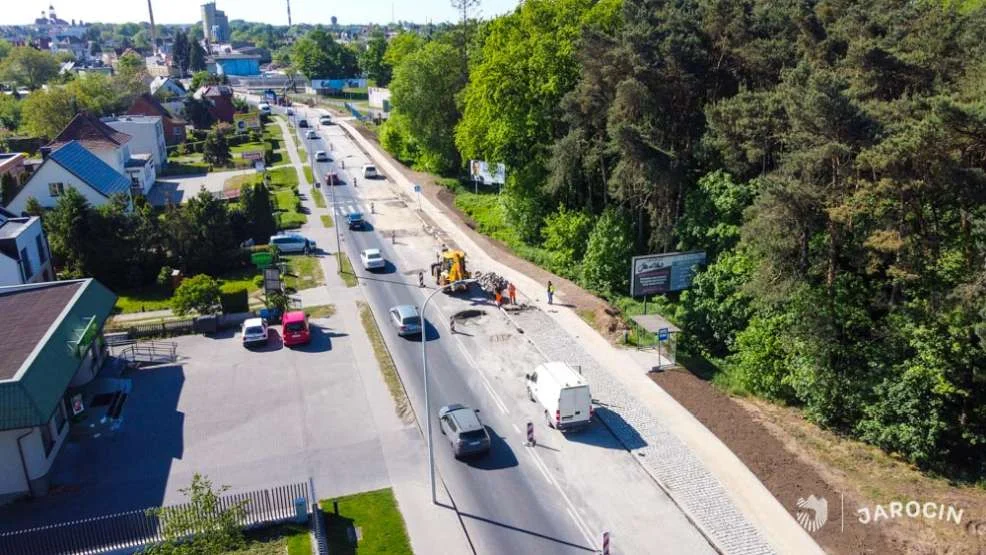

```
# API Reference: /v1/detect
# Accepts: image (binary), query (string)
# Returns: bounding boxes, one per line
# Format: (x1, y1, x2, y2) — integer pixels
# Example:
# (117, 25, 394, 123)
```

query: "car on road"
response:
(526, 361, 593, 430)
(270, 233, 317, 254)
(362, 164, 378, 179)
(319, 115, 333, 125)
(389, 304, 422, 337)
(439, 404, 491, 458)
(298, 119, 309, 128)
(281, 311, 311, 347)
(306, 130, 318, 140)
(258, 102, 271, 114)
(346, 212, 365, 230)
(315, 150, 330, 162)
(360, 248, 385, 270)
(241, 317, 269, 347)
(325, 171, 341, 185)
(286, 108, 294, 116)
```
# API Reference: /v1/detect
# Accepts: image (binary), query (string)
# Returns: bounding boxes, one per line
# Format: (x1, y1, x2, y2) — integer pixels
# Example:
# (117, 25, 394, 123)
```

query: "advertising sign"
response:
(469, 160, 506, 185)
(630, 251, 707, 297)
(234, 112, 261, 131)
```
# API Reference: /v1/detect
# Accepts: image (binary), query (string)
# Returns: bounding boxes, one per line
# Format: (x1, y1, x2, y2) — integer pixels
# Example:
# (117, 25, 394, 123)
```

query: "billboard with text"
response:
(469, 160, 506, 185)
(630, 251, 706, 296)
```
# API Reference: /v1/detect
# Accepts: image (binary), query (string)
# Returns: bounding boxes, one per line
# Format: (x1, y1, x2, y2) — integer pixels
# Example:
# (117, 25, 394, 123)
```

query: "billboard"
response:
(368, 87, 392, 111)
(630, 251, 707, 296)
(469, 160, 506, 185)
(234, 112, 261, 130)
(310, 78, 367, 91)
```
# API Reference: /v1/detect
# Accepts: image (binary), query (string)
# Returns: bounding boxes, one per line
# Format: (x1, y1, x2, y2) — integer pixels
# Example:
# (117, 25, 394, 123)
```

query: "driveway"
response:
(0, 319, 391, 531)
(146, 168, 259, 206)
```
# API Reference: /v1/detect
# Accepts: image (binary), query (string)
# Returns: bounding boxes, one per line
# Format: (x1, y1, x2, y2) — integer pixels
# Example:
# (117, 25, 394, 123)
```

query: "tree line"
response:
(378, 0, 986, 477)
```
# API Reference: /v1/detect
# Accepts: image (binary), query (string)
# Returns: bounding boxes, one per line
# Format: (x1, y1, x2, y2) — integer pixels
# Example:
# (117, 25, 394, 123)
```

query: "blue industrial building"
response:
(213, 54, 261, 76)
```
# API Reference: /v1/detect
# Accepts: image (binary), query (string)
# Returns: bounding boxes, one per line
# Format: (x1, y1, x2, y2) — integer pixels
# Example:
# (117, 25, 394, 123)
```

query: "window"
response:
(40, 422, 54, 457)
(48, 182, 64, 197)
(173, 127, 182, 137)
(35, 234, 47, 264)
(53, 401, 66, 433)
(19, 247, 31, 278)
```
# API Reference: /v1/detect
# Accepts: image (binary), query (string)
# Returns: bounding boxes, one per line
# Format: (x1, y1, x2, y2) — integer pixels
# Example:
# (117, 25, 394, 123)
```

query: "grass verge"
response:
(357, 302, 412, 423)
(336, 251, 358, 287)
(303, 165, 314, 185)
(311, 188, 326, 208)
(232, 523, 311, 555)
(305, 304, 336, 319)
(319, 489, 412, 555)
(282, 254, 325, 291)
(320, 214, 334, 228)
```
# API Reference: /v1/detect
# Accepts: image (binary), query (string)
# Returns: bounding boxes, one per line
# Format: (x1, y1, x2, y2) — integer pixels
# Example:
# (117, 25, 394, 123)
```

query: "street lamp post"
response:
(421, 278, 477, 504)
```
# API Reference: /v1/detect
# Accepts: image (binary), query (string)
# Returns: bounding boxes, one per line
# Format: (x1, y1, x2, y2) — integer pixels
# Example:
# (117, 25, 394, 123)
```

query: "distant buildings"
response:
(201, 2, 230, 43)
(0, 208, 52, 285)
(212, 53, 261, 77)
(193, 85, 235, 125)
(127, 93, 187, 145)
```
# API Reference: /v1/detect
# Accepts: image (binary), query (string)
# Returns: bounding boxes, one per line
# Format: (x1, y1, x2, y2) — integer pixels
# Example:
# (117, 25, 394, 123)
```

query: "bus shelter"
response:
(630, 313, 681, 368)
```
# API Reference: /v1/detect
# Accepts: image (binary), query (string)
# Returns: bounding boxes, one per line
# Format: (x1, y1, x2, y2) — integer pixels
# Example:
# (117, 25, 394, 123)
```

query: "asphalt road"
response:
(288, 114, 597, 554)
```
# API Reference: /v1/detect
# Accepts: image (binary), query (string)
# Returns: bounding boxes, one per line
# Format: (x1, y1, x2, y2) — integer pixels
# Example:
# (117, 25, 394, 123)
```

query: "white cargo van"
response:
(525, 361, 592, 430)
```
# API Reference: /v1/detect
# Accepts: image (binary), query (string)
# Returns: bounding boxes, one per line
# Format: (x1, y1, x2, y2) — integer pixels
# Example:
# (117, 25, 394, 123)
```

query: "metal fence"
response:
(113, 340, 179, 364)
(0, 482, 310, 555)
(105, 318, 196, 340)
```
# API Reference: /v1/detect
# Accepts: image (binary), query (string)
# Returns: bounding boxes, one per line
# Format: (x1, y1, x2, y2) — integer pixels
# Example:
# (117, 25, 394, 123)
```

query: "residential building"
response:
(3, 141, 133, 215)
(201, 2, 230, 43)
(0, 153, 26, 181)
(46, 113, 156, 194)
(127, 93, 187, 146)
(193, 85, 235, 124)
(212, 53, 261, 76)
(144, 55, 176, 78)
(0, 208, 52, 285)
(0, 279, 116, 504)
(103, 116, 168, 170)
(150, 76, 186, 100)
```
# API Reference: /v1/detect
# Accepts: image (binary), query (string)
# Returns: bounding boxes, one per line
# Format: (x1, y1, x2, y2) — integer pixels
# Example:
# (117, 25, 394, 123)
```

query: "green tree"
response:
(116, 51, 145, 77)
(382, 32, 425, 71)
(163, 189, 237, 275)
(189, 39, 206, 72)
(0, 93, 21, 131)
(171, 274, 222, 316)
(581, 209, 632, 295)
(43, 188, 92, 277)
(145, 474, 247, 554)
(385, 41, 462, 174)
(172, 30, 189, 76)
(541, 206, 594, 274)
(0, 46, 60, 89)
(0, 39, 12, 62)
(20, 86, 75, 138)
(359, 30, 390, 85)
(202, 128, 231, 166)
(238, 181, 276, 244)
(0, 173, 18, 206)
(291, 27, 358, 79)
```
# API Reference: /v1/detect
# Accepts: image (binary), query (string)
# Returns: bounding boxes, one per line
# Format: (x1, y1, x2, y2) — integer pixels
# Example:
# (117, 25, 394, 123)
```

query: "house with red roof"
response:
(127, 93, 187, 145)
(193, 85, 235, 125)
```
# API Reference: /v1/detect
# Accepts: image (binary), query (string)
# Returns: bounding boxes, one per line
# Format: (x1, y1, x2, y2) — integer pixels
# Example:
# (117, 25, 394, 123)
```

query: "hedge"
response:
(220, 288, 250, 314)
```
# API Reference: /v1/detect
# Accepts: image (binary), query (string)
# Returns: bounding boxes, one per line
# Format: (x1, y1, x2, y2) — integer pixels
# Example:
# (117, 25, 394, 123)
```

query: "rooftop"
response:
(48, 141, 132, 197)
(0, 281, 83, 381)
(0, 215, 34, 241)
(48, 112, 132, 151)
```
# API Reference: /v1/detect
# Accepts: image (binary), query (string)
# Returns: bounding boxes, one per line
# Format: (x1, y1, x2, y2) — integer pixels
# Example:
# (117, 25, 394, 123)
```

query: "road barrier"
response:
(526, 421, 535, 446)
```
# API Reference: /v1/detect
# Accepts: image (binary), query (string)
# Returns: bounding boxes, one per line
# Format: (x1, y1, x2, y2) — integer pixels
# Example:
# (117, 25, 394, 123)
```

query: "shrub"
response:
(172, 274, 222, 316)
(252, 275, 264, 288)
(581, 209, 633, 296)
(220, 288, 250, 314)
(156, 266, 174, 288)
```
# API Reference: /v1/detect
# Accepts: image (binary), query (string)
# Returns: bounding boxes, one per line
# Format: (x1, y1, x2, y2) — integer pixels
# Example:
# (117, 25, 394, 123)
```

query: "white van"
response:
(258, 102, 271, 114)
(525, 361, 592, 430)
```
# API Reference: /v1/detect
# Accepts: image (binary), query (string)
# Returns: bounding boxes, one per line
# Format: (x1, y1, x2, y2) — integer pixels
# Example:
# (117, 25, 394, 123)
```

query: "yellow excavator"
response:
(432, 249, 471, 292)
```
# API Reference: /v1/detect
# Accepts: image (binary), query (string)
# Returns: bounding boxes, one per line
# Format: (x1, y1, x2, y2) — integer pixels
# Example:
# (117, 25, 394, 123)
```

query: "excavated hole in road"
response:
(452, 309, 485, 321)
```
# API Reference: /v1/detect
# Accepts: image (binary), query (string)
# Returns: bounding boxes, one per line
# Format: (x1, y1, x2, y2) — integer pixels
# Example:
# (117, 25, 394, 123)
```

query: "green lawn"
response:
(336, 252, 357, 287)
(321, 214, 334, 228)
(311, 187, 326, 207)
(223, 173, 259, 194)
(218, 266, 262, 295)
(160, 160, 209, 176)
(358, 303, 412, 422)
(282, 254, 325, 292)
(297, 146, 307, 161)
(228, 523, 311, 555)
(114, 284, 174, 313)
(305, 304, 336, 319)
(319, 489, 412, 555)
(303, 165, 314, 185)
(268, 166, 300, 189)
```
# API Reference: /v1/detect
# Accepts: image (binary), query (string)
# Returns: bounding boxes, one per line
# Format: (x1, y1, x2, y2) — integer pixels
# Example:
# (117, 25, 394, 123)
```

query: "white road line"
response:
(528, 448, 597, 547)
(528, 447, 554, 483)
(483, 382, 508, 414)
(568, 508, 597, 548)
(512, 423, 522, 434)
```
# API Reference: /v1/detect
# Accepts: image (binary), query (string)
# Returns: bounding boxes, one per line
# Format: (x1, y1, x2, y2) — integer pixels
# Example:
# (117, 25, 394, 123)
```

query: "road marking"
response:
(483, 382, 508, 414)
(568, 508, 597, 548)
(526, 448, 597, 547)
(512, 423, 522, 434)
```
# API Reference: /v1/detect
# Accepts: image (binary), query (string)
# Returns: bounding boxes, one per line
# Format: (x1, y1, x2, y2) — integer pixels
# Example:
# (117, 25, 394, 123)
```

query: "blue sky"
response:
(10, 0, 520, 26)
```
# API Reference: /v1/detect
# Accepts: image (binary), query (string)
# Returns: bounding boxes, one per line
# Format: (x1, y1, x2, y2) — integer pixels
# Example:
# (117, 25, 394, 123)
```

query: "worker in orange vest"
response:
(508, 282, 517, 305)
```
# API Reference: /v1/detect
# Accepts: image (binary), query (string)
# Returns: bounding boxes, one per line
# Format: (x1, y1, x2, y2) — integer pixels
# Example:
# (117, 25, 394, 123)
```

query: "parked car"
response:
(281, 311, 311, 347)
(241, 317, 269, 347)
(315, 150, 330, 162)
(346, 212, 365, 230)
(389, 304, 422, 337)
(258, 102, 271, 114)
(298, 119, 309, 128)
(286, 108, 295, 116)
(270, 233, 316, 254)
(319, 115, 333, 125)
(362, 164, 378, 179)
(439, 404, 491, 458)
(306, 130, 318, 140)
(360, 248, 385, 270)
(526, 361, 592, 430)
(325, 171, 341, 185)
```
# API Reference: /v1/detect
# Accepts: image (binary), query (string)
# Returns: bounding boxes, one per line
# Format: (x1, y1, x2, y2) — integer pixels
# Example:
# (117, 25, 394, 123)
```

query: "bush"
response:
(581, 209, 633, 296)
(172, 274, 222, 316)
(220, 288, 250, 314)
(156, 266, 174, 288)
(252, 275, 264, 288)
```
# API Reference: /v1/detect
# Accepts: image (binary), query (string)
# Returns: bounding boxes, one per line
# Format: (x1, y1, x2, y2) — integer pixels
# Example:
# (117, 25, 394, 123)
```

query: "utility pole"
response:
(147, 0, 157, 54)
(286, 0, 292, 26)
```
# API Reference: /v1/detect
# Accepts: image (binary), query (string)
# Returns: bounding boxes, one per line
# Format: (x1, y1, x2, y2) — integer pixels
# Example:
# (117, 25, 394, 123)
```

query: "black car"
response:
(346, 212, 365, 230)
(298, 119, 309, 128)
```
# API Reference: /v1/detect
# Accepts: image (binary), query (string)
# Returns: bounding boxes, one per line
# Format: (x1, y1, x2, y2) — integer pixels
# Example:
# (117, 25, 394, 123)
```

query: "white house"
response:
(0, 208, 53, 285)
(46, 113, 157, 195)
(103, 115, 168, 170)
(150, 75, 186, 99)
(3, 141, 133, 215)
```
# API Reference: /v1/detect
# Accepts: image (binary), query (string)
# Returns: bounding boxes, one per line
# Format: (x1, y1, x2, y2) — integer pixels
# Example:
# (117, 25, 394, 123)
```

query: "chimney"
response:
(40, 146, 52, 160)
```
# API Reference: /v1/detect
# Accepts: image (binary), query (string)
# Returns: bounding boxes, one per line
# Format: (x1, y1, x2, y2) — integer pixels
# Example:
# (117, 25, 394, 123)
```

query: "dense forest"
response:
(379, 0, 986, 478)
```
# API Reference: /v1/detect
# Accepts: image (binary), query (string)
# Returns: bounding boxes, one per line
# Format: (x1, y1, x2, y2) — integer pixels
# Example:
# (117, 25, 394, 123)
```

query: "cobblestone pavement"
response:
(512, 306, 775, 555)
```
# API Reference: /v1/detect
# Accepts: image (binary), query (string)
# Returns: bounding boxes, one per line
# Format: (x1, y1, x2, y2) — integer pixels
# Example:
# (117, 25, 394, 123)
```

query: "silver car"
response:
(360, 248, 385, 271)
(389, 305, 421, 337)
(439, 404, 491, 458)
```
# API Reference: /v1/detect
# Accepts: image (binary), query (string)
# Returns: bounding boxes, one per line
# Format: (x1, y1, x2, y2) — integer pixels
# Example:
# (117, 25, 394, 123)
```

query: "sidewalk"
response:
(276, 113, 473, 555)
(335, 117, 824, 555)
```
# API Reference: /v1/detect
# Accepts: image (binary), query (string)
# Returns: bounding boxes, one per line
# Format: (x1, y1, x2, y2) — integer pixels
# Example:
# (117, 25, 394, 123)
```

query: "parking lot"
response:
(0, 315, 392, 531)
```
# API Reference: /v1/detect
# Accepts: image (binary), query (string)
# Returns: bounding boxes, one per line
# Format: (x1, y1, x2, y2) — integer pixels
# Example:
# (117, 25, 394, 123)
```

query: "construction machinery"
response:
(432, 249, 472, 292)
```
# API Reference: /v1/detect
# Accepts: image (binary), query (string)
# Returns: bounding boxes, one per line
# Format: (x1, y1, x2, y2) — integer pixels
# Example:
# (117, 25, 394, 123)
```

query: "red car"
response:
(325, 172, 341, 186)
(282, 311, 311, 346)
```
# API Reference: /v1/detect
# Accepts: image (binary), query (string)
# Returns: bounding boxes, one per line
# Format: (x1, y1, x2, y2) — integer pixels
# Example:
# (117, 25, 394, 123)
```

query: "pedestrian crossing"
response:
(331, 201, 371, 216)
